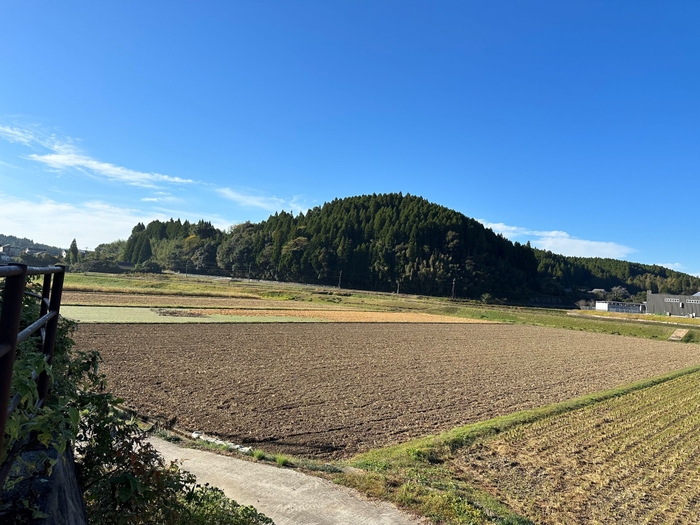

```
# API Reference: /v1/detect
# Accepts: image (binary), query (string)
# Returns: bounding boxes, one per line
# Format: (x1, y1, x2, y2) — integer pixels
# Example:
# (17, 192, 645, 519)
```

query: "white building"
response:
(595, 301, 645, 314)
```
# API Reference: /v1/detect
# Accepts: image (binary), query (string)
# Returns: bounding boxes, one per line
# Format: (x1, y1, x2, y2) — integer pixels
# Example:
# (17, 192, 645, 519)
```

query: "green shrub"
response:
(1, 277, 273, 524)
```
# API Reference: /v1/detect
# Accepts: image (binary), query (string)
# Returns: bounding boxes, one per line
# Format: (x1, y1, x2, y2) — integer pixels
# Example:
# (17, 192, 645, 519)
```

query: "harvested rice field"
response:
(453, 370, 700, 524)
(73, 323, 700, 459)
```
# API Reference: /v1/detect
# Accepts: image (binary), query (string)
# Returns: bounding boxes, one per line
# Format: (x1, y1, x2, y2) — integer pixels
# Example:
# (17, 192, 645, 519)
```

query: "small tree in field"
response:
(68, 238, 80, 264)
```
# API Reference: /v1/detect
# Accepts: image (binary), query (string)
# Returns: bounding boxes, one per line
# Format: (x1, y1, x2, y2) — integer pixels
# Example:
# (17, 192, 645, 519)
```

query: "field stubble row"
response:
(454, 370, 700, 524)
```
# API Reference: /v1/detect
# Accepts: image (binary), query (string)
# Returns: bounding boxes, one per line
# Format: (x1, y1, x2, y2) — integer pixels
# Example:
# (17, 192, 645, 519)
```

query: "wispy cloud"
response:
(656, 263, 700, 279)
(0, 194, 166, 248)
(141, 192, 183, 204)
(655, 262, 685, 271)
(478, 219, 635, 259)
(0, 125, 39, 146)
(0, 124, 193, 188)
(217, 187, 309, 213)
(28, 153, 192, 188)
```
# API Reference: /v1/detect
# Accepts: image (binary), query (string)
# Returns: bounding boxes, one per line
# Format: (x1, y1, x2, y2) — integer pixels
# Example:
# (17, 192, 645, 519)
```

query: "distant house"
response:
(647, 291, 700, 317)
(590, 288, 606, 295)
(0, 245, 22, 257)
(23, 248, 47, 257)
(595, 301, 645, 314)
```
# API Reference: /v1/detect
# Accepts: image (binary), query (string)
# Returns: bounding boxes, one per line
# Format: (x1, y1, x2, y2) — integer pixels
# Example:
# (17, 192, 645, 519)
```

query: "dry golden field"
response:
(453, 370, 700, 524)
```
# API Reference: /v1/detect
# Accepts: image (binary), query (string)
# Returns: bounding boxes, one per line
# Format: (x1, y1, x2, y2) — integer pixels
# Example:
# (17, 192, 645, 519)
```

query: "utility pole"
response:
(451, 278, 456, 300)
(338, 270, 342, 289)
(232, 263, 237, 279)
(185, 261, 189, 277)
(248, 263, 252, 280)
(396, 281, 400, 294)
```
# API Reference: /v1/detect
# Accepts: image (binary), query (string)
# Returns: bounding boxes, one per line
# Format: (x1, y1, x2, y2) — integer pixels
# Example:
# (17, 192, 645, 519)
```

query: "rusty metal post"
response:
(36, 266, 65, 407)
(0, 264, 28, 457)
(40, 272, 52, 318)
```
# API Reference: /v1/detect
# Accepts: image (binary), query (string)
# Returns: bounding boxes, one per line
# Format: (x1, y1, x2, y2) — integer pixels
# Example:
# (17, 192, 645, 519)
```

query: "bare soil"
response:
(73, 323, 700, 459)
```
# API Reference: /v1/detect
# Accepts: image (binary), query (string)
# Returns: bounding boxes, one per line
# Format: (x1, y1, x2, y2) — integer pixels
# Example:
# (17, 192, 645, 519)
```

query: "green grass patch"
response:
(65, 273, 266, 299)
(683, 330, 700, 343)
(425, 303, 692, 342)
(275, 455, 293, 467)
(575, 309, 700, 326)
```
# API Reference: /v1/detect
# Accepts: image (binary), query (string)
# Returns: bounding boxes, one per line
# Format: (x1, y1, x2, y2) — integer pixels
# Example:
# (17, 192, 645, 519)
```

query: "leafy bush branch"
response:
(1, 278, 273, 524)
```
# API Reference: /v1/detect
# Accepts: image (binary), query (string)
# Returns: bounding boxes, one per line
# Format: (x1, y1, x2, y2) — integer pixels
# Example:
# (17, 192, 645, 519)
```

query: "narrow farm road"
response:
(150, 436, 425, 525)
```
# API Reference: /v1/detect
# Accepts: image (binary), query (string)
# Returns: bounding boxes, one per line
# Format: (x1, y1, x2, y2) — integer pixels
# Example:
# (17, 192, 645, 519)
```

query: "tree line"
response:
(535, 249, 700, 301)
(14, 193, 699, 302)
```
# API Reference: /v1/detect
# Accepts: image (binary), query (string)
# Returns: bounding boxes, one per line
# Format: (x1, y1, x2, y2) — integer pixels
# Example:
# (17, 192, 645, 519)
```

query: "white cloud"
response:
(141, 194, 183, 203)
(0, 194, 165, 248)
(28, 153, 193, 188)
(217, 187, 309, 213)
(0, 125, 39, 146)
(654, 263, 700, 278)
(655, 262, 684, 271)
(478, 219, 635, 259)
(0, 124, 192, 188)
(533, 232, 634, 259)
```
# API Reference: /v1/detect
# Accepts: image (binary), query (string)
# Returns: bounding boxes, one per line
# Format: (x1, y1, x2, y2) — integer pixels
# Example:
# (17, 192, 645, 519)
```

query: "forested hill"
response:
(0, 234, 63, 255)
(122, 193, 538, 298)
(220, 193, 539, 298)
(535, 250, 700, 300)
(116, 193, 700, 301)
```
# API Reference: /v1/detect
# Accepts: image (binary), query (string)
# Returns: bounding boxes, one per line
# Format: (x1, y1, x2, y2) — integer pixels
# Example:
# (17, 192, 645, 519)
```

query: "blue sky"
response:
(0, 2, 698, 273)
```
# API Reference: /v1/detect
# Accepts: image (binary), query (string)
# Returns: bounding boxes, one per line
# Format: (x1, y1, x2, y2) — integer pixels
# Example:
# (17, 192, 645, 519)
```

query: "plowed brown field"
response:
(73, 323, 700, 459)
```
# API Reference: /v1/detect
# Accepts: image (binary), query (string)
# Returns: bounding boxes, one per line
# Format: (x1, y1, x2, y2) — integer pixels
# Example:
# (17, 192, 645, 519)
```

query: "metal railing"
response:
(0, 264, 65, 487)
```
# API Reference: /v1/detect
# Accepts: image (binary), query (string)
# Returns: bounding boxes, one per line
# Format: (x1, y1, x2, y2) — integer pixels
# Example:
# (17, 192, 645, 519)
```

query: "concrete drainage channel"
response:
(149, 433, 425, 525)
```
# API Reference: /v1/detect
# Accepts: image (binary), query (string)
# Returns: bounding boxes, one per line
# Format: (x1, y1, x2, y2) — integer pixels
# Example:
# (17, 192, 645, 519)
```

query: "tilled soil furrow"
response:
(73, 323, 700, 459)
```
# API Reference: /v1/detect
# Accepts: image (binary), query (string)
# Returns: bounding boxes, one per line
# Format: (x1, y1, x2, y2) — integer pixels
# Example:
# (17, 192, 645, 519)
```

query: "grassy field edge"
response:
(336, 363, 700, 524)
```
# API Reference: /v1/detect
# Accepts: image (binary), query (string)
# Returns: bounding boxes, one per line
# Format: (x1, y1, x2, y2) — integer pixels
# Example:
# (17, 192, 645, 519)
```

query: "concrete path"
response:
(150, 437, 424, 525)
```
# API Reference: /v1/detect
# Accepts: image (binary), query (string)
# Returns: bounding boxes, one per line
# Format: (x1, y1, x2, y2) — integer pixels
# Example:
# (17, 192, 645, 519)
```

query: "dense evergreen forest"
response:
(53, 193, 700, 301)
(535, 250, 700, 300)
(119, 194, 539, 299)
